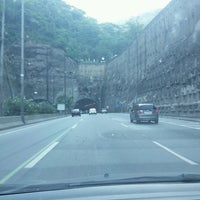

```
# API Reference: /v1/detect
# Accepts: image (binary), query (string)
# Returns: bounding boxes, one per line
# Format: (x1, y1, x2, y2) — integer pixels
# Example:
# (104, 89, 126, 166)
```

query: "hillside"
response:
(0, 0, 144, 62)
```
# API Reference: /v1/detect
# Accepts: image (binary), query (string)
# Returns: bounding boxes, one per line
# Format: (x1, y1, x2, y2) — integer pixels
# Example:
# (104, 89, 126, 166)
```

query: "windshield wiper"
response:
(1, 174, 200, 195)
(105, 174, 200, 184)
(0, 183, 72, 195)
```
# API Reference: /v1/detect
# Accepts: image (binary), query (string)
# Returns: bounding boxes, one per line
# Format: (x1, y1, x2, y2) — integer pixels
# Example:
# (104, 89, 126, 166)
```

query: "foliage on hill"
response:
(0, 0, 143, 62)
(4, 97, 56, 115)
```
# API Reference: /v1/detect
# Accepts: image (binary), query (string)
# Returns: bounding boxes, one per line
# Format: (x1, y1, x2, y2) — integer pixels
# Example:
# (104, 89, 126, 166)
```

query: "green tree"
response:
(4, 97, 38, 115)
(0, 0, 143, 62)
(37, 102, 56, 114)
(57, 95, 74, 112)
(4, 97, 56, 115)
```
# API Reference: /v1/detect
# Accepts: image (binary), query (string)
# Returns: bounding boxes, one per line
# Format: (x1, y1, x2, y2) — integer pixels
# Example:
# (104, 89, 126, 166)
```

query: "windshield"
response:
(0, 0, 200, 195)
(138, 105, 154, 110)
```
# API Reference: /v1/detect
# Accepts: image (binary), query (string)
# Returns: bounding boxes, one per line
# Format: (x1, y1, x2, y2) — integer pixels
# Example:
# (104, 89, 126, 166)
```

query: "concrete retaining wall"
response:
(0, 114, 65, 130)
(104, 0, 200, 118)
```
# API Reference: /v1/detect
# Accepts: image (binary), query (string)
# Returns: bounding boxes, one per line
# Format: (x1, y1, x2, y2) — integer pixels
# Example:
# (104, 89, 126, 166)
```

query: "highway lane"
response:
(0, 116, 83, 183)
(0, 113, 200, 185)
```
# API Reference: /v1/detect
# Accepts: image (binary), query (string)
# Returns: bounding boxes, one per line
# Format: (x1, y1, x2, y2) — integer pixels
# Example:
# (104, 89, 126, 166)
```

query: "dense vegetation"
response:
(0, 0, 143, 62)
(4, 97, 56, 115)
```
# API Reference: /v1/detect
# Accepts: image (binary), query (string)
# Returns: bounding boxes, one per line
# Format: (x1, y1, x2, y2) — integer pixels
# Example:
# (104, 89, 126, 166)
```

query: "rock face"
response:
(2, 0, 200, 117)
(104, 0, 200, 117)
(2, 43, 105, 113)
(77, 63, 105, 110)
(4, 44, 78, 104)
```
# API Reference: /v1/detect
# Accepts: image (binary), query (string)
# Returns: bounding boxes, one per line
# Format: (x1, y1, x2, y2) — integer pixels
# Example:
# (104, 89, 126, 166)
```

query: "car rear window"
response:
(139, 105, 154, 110)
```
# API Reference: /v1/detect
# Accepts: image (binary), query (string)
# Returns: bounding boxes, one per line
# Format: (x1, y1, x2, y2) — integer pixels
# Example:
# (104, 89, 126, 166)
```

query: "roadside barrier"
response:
(0, 114, 66, 130)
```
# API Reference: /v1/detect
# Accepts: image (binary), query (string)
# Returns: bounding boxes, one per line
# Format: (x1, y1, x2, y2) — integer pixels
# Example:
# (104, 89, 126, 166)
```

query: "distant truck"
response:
(89, 108, 97, 115)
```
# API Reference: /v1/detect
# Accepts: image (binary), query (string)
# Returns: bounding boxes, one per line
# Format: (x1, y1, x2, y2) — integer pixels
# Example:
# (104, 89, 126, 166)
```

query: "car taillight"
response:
(137, 110, 142, 114)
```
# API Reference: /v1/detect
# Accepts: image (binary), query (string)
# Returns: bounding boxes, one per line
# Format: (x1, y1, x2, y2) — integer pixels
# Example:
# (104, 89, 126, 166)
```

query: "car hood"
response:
(1, 173, 200, 195)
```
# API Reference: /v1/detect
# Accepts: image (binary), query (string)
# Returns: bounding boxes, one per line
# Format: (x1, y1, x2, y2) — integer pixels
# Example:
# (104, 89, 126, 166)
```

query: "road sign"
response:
(57, 104, 65, 111)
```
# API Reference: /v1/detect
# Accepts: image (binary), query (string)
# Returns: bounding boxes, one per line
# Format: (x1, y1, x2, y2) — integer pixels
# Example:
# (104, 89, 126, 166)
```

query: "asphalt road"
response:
(0, 113, 200, 185)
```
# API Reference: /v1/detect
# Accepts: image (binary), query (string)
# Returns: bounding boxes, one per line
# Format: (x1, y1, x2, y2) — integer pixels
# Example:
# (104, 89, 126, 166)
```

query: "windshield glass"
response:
(139, 105, 154, 110)
(0, 0, 200, 195)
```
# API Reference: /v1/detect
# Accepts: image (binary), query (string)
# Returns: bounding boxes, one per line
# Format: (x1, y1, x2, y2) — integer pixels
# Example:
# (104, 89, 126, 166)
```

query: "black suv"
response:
(71, 109, 81, 117)
(130, 103, 159, 124)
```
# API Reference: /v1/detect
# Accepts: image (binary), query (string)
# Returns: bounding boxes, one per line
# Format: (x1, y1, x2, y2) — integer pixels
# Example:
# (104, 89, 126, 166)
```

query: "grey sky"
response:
(64, 0, 171, 23)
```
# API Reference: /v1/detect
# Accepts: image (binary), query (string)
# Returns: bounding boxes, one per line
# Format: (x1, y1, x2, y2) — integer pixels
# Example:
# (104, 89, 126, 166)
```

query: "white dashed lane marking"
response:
(153, 141, 198, 166)
(121, 123, 129, 128)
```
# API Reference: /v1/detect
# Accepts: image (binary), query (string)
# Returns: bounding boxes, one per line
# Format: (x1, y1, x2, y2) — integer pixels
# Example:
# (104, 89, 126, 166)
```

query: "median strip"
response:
(153, 141, 198, 165)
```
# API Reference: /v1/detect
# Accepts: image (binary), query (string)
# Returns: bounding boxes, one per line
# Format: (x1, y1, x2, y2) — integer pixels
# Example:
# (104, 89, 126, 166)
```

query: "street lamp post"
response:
(71, 75, 74, 102)
(68, 71, 74, 109)
(20, 0, 25, 124)
(64, 71, 67, 114)
(46, 47, 50, 102)
(0, 0, 5, 116)
(51, 74, 55, 104)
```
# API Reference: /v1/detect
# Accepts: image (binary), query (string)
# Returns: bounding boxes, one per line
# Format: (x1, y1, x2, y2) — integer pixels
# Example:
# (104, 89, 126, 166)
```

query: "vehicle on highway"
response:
(130, 103, 159, 124)
(71, 108, 81, 117)
(1, 0, 199, 200)
(89, 108, 97, 114)
(101, 108, 107, 113)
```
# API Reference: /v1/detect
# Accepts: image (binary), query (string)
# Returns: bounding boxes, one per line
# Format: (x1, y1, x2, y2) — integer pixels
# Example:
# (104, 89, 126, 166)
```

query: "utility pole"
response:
(64, 71, 67, 114)
(69, 71, 73, 104)
(20, 0, 25, 124)
(46, 47, 49, 102)
(0, 0, 5, 116)
(52, 74, 55, 104)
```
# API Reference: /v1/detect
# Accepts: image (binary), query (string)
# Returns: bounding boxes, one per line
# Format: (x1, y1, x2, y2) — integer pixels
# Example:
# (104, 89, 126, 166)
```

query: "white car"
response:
(89, 108, 97, 114)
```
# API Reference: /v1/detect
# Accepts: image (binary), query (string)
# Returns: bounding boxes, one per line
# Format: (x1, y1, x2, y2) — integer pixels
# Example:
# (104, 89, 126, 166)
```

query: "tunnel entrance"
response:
(75, 98, 97, 111)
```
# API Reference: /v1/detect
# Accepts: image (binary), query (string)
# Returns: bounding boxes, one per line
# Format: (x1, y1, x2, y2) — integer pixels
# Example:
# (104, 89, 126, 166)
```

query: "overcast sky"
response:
(64, 0, 172, 23)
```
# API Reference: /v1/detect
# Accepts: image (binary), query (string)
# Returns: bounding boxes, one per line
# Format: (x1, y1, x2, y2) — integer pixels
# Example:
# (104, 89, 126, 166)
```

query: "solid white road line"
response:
(121, 123, 129, 128)
(0, 123, 78, 183)
(0, 117, 70, 136)
(153, 141, 198, 165)
(24, 122, 78, 169)
(25, 142, 59, 168)
(160, 121, 200, 130)
(71, 124, 78, 129)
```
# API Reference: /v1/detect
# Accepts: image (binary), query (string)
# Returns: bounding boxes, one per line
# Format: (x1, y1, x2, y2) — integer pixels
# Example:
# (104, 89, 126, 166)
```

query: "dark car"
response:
(71, 109, 81, 117)
(130, 103, 159, 124)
